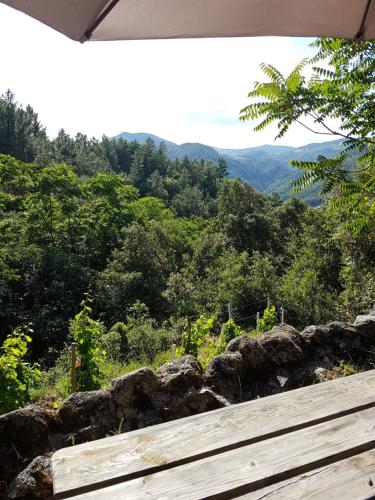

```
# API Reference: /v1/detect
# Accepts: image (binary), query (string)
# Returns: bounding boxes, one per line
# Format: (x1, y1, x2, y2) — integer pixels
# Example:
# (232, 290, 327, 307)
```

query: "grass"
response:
(29, 331, 258, 409)
(30, 350, 173, 409)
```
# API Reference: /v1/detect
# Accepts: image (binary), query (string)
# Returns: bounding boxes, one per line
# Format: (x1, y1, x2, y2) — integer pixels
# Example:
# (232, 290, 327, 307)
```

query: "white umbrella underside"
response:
(1, 0, 374, 42)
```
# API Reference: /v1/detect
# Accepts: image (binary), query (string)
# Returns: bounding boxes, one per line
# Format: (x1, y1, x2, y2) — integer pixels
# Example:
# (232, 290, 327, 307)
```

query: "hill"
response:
(115, 132, 343, 203)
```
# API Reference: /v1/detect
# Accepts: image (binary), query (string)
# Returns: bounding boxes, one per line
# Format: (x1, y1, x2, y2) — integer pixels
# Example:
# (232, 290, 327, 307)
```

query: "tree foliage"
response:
(0, 85, 374, 374)
(0, 327, 40, 413)
(240, 39, 375, 232)
(70, 300, 105, 391)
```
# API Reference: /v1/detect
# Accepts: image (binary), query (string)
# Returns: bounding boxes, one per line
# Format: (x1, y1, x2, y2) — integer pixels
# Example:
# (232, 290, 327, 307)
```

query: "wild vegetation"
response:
(0, 38, 374, 413)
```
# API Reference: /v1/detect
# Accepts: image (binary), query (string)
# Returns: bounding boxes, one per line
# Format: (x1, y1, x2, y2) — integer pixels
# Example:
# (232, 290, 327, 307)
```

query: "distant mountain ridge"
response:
(115, 132, 343, 205)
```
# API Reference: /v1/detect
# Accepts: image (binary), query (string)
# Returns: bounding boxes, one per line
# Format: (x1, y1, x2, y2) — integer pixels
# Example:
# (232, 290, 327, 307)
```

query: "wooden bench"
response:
(52, 369, 375, 499)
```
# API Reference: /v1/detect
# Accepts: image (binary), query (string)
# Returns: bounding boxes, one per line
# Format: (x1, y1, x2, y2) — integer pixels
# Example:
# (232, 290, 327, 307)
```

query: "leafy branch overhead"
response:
(240, 38, 375, 233)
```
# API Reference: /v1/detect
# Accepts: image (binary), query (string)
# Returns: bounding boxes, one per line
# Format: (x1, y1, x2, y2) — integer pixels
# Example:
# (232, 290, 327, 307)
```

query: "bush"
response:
(127, 322, 172, 362)
(258, 305, 278, 333)
(123, 302, 173, 362)
(177, 316, 214, 358)
(70, 300, 105, 391)
(222, 319, 243, 343)
(30, 347, 71, 407)
(0, 328, 41, 414)
(101, 330, 122, 363)
(106, 322, 129, 361)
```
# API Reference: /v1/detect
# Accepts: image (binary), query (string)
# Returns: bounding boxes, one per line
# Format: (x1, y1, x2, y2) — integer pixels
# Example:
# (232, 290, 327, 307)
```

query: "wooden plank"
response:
(52, 370, 375, 498)
(69, 406, 375, 499)
(241, 449, 375, 499)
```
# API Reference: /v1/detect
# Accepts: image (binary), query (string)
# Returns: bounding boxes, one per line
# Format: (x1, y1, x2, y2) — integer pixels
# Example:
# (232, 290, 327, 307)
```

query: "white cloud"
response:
(0, 4, 334, 148)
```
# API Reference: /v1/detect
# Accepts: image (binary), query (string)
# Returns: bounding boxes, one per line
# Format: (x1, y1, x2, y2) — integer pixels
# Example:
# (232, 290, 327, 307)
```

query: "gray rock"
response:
(353, 314, 375, 344)
(301, 322, 365, 362)
(0, 405, 52, 485)
(156, 355, 203, 393)
(226, 336, 267, 374)
(0, 405, 51, 456)
(57, 390, 115, 438)
(168, 388, 228, 420)
(227, 325, 304, 376)
(260, 326, 304, 369)
(110, 368, 161, 430)
(8, 454, 52, 499)
(205, 352, 245, 402)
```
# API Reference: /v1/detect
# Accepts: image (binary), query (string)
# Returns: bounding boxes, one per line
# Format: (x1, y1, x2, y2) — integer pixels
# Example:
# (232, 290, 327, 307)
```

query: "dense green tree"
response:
(0, 91, 46, 162)
(217, 179, 276, 253)
(95, 221, 177, 323)
(240, 38, 375, 232)
(1, 85, 374, 365)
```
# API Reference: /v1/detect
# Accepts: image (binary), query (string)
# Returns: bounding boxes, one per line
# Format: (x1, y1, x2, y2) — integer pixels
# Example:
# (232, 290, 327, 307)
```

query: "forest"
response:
(0, 38, 374, 413)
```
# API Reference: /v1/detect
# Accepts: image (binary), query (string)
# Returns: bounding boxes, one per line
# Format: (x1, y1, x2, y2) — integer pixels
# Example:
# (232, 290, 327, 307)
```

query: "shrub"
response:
(101, 330, 122, 363)
(70, 300, 105, 391)
(127, 322, 172, 362)
(177, 315, 214, 358)
(106, 322, 129, 361)
(216, 319, 243, 354)
(222, 319, 243, 344)
(123, 302, 173, 362)
(258, 305, 278, 333)
(0, 328, 41, 414)
(30, 347, 71, 407)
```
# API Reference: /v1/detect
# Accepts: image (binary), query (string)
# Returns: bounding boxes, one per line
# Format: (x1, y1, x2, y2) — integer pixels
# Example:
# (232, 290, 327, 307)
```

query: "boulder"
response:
(0, 405, 51, 456)
(205, 352, 245, 402)
(110, 368, 161, 430)
(259, 325, 304, 369)
(156, 355, 203, 394)
(227, 325, 304, 376)
(167, 388, 228, 420)
(57, 390, 115, 440)
(0, 405, 52, 485)
(226, 336, 267, 374)
(7, 454, 52, 499)
(301, 322, 364, 363)
(353, 313, 375, 345)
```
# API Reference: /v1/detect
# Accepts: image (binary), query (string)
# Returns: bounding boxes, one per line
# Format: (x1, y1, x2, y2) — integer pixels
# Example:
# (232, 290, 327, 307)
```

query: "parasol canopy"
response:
(1, 0, 374, 42)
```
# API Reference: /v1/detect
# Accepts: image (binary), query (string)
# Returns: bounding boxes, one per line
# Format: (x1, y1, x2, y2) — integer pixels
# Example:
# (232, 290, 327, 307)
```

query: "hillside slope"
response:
(115, 132, 343, 202)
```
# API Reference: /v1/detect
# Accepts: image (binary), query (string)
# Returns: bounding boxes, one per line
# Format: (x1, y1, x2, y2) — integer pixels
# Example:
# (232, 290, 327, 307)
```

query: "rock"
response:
(0, 405, 51, 456)
(353, 314, 375, 344)
(270, 324, 302, 339)
(226, 336, 267, 374)
(227, 325, 304, 376)
(110, 368, 161, 431)
(0, 405, 52, 485)
(156, 355, 203, 393)
(57, 390, 115, 439)
(7, 454, 52, 499)
(167, 389, 229, 420)
(205, 352, 245, 402)
(301, 322, 364, 363)
(259, 326, 304, 369)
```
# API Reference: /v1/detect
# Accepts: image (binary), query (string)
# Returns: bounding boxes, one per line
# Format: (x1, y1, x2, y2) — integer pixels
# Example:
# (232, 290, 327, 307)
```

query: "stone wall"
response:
(1, 311, 375, 499)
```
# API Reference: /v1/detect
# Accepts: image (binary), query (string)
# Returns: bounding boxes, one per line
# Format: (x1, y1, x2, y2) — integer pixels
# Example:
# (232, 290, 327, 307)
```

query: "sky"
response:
(0, 4, 331, 149)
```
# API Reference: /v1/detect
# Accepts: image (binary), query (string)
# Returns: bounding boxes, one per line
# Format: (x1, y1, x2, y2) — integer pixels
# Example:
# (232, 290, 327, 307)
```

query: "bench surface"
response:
(52, 369, 375, 499)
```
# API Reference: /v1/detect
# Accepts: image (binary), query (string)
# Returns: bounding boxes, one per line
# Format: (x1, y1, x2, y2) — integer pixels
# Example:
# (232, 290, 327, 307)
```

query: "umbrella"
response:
(1, 0, 374, 42)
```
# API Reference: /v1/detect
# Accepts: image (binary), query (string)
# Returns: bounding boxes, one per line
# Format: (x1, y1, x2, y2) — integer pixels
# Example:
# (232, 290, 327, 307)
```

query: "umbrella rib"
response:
(83, 0, 122, 41)
(355, 0, 374, 39)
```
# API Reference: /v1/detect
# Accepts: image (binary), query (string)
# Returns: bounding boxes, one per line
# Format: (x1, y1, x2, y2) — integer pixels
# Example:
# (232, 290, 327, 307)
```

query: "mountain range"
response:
(116, 132, 343, 205)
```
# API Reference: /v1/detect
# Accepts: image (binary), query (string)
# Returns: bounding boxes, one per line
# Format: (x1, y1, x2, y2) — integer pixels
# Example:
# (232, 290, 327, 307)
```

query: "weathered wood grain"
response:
(69, 406, 375, 499)
(241, 449, 375, 499)
(52, 370, 375, 498)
